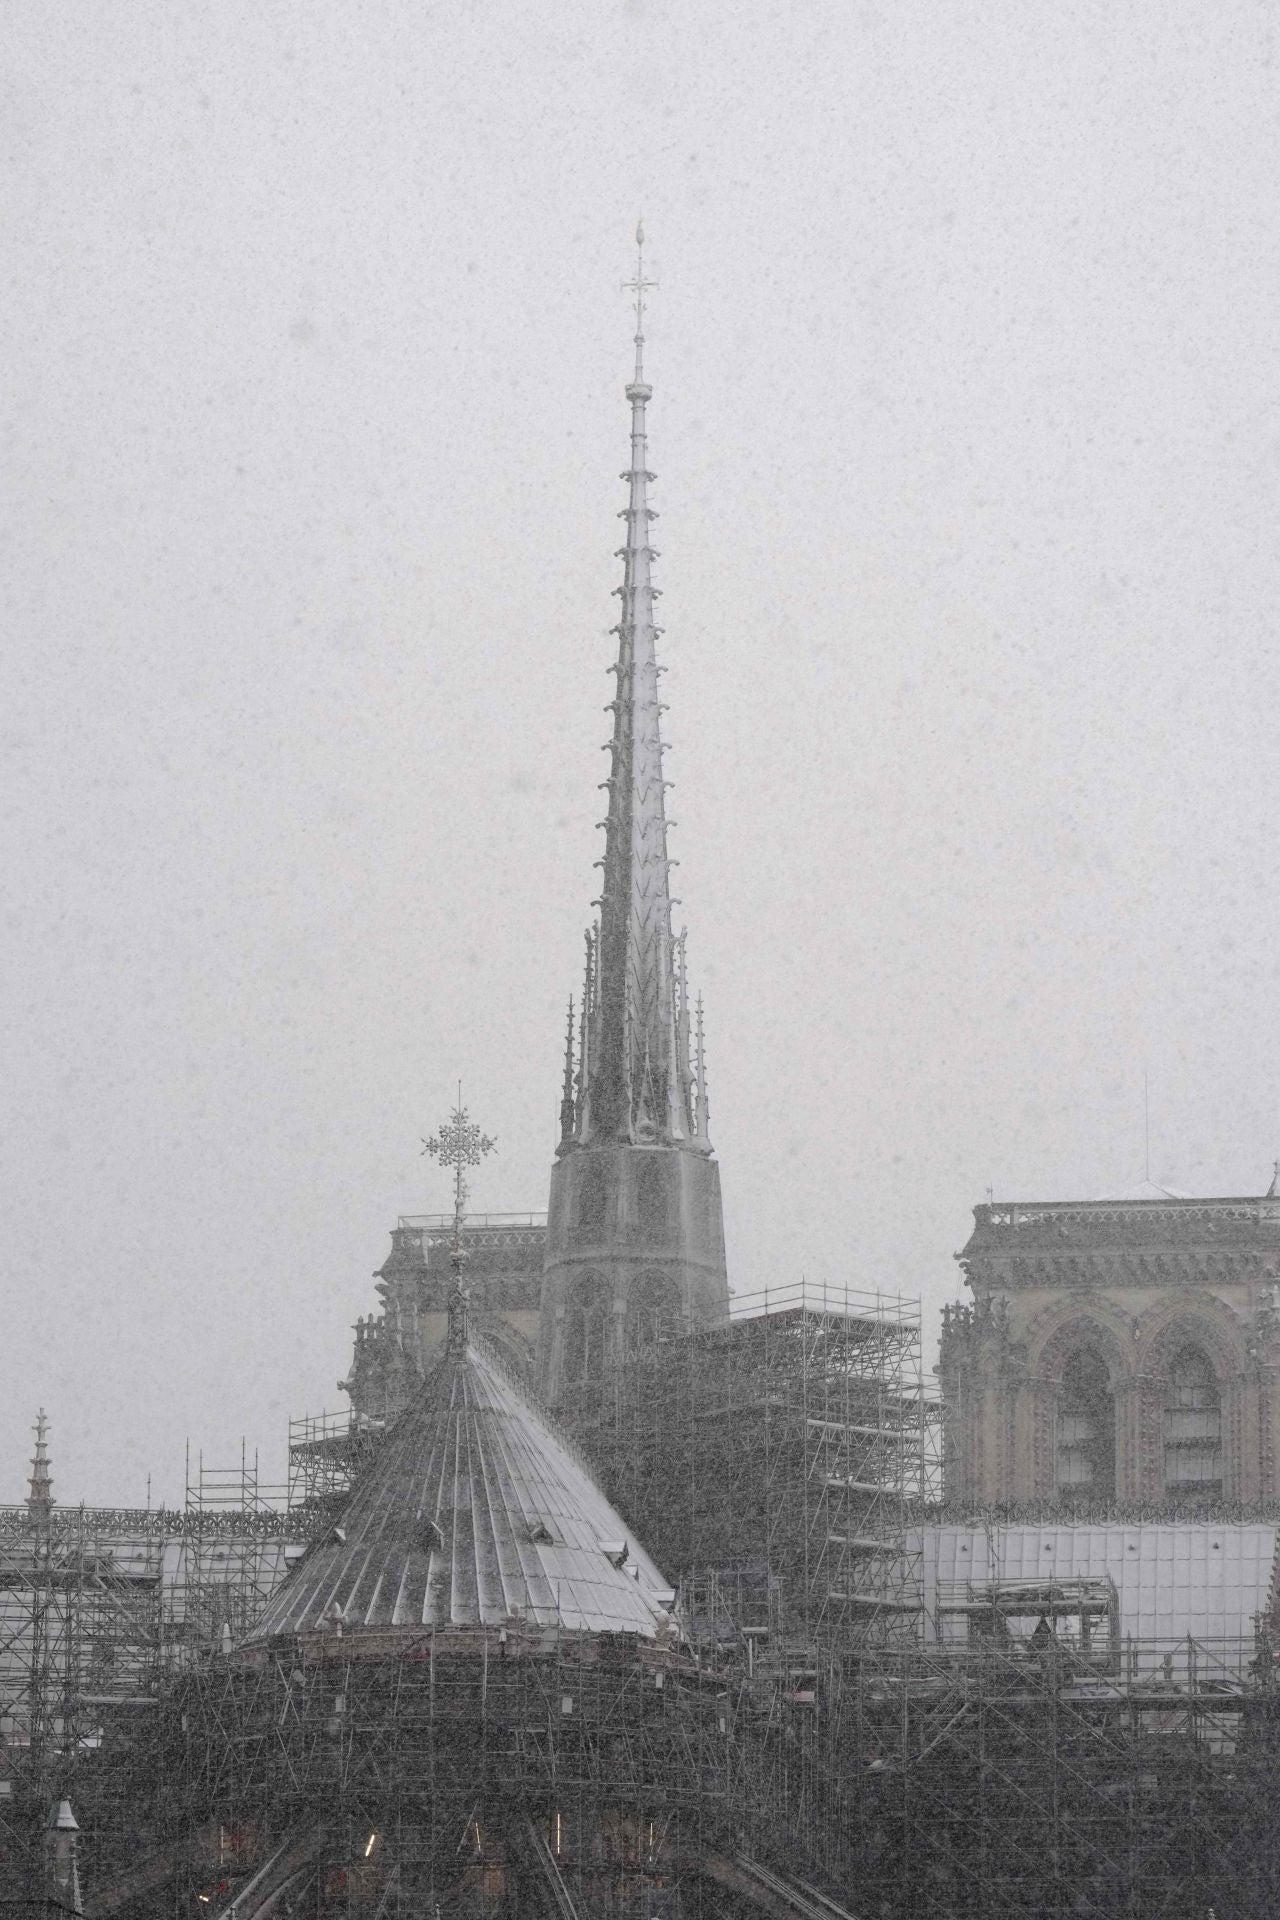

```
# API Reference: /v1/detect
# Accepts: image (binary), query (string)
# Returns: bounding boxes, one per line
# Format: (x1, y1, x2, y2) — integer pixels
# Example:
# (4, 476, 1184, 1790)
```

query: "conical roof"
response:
(247, 1337, 674, 1643)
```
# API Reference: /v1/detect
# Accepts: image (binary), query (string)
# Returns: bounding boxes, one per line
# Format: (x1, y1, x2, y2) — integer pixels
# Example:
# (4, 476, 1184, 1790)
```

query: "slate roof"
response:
(246, 1338, 674, 1643)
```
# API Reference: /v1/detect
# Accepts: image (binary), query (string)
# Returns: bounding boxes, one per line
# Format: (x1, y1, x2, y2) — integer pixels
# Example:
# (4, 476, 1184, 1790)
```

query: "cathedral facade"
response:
(939, 1185, 1280, 1507)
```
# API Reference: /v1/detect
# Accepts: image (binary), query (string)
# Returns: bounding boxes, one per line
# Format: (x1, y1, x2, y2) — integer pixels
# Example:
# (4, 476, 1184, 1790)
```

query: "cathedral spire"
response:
(566, 224, 705, 1152)
(540, 235, 729, 1399)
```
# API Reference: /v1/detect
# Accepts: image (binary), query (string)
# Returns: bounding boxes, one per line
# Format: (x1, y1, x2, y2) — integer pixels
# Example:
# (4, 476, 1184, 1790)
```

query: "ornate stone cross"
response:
(422, 1087, 496, 1351)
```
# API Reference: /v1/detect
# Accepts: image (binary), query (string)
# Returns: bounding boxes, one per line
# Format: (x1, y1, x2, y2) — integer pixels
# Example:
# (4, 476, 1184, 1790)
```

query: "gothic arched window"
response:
(1163, 1346, 1222, 1499)
(1056, 1348, 1115, 1503)
(627, 1271, 682, 1352)
(561, 1272, 612, 1384)
(575, 1160, 607, 1240)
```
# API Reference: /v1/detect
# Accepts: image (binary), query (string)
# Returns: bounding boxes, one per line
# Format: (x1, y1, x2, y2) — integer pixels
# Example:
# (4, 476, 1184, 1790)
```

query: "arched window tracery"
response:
(1162, 1345, 1222, 1499)
(561, 1272, 613, 1384)
(1056, 1347, 1116, 1503)
(626, 1271, 683, 1352)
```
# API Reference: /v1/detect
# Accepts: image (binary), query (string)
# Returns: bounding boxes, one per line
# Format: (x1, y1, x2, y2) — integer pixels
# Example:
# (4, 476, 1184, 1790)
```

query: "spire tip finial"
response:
(623, 222, 656, 390)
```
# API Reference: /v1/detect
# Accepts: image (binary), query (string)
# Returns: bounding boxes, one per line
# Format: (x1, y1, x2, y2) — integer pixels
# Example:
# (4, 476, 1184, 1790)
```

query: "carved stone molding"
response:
(1133, 1291, 1251, 1382)
(1024, 1298, 1138, 1385)
(983, 1249, 1268, 1292)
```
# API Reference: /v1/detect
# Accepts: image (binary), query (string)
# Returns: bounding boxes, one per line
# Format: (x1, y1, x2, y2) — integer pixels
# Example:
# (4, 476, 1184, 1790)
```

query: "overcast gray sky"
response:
(4, 2, 1280, 1506)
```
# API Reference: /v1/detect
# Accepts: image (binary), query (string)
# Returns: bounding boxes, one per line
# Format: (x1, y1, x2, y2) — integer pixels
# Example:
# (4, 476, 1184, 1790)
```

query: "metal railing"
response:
(396, 1210, 547, 1231)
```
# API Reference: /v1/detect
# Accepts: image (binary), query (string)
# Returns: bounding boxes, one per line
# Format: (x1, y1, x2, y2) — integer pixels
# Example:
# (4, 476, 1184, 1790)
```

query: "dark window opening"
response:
(1163, 1345, 1222, 1499)
(1056, 1348, 1116, 1503)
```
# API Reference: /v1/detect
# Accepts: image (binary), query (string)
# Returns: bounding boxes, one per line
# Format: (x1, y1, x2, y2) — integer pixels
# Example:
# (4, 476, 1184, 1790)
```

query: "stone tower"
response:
(539, 232, 729, 1404)
(939, 1183, 1280, 1508)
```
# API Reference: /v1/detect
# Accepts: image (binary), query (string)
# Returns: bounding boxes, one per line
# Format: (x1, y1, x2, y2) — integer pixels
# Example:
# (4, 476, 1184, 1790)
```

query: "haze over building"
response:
(6, 239, 1280, 1918)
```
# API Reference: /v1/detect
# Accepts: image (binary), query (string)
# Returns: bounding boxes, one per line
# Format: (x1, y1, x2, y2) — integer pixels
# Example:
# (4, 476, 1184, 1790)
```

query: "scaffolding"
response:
(560, 1282, 938, 1652)
(16, 1290, 1280, 1915)
(178, 1448, 299, 1656)
(540, 1288, 1280, 1915)
(0, 1502, 167, 1902)
(0, 1449, 308, 1908)
(685, 1545, 1280, 1920)
(87, 1626, 849, 1920)
(16, 1533, 1280, 1919)
(287, 1412, 384, 1521)
(814, 1620, 1280, 1916)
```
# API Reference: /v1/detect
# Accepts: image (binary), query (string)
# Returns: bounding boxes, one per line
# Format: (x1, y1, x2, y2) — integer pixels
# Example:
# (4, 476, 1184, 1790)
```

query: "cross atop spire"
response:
(423, 1088, 496, 1351)
(622, 219, 656, 390)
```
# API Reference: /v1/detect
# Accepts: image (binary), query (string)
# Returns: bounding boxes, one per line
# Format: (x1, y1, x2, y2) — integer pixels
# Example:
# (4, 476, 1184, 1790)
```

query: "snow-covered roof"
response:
(246, 1338, 674, 1643)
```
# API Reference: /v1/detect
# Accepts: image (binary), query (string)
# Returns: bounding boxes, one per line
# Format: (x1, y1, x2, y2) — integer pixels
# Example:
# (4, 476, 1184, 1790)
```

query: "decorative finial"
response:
(422, 1087, 496, 1352)
(559, 997, 577, 1144)
(45, 1798, 83, 1916)
(1268, 1159, 1280, 1200)
(27, 1408, 53, 1519)
(623, 219, 656, 390)
(694, 993, 709, 1141)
